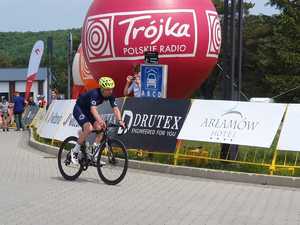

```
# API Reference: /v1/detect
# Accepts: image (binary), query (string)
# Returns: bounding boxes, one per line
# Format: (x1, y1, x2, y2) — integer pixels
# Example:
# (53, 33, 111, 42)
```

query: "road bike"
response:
(58, 122, 128, 185)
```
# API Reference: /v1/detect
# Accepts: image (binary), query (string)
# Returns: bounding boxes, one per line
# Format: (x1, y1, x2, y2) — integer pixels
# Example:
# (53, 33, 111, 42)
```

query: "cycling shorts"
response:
(73, 104, 96, 128)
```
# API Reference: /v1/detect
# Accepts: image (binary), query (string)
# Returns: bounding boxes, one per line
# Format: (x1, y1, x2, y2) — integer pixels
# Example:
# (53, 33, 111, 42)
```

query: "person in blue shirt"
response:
(71, 77, 125, 165)
(13, 92, 26, 131)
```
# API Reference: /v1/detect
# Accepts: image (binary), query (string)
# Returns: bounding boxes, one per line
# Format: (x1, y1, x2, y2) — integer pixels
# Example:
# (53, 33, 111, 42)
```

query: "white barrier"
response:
(277, 104, 300, 151)
(35, 99, 122, 142)
(178, 100, 287, 148)
(54, 100, 81, 141)
(36, 102, 55, 137)
(30, 107, 47, 128)
(37, 100, 81, 141)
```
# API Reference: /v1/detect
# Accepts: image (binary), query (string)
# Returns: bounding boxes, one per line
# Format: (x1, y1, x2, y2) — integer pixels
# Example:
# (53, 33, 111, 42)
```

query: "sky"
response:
(0, 0, 279, 32)
(248, 0, 280, 15)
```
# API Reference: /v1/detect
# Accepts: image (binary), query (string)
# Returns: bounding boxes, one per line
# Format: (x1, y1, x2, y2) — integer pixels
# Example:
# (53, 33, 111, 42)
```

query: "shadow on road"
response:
(50, 176, 125, 188)
(50, 176, 109, 185)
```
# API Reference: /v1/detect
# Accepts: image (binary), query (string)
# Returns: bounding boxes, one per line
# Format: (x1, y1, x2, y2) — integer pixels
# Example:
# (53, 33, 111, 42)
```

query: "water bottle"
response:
(93, 143, 100, 161)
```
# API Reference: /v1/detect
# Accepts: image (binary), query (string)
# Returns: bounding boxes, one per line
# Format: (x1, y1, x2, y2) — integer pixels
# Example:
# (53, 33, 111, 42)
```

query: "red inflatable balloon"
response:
(78, 45, 99, 90)
(82, 0, 221, 98)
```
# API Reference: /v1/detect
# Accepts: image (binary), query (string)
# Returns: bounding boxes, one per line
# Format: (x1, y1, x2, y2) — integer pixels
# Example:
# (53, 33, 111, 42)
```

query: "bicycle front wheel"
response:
(58, 136, 83, 181)
(97, 138, 128, 185)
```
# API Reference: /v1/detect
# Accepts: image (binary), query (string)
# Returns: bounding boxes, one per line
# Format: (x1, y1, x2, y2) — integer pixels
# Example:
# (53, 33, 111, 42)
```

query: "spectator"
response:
(123, 64, 141, 97)
(13, 92, 25, 131)
(0, 97, 9, 132)
(7, 102, 13, 127)
(37, 95, 47, 108)
(58, 94, 65, 100)
(27, 96, 37, 107)
(51, 89, 58, 101)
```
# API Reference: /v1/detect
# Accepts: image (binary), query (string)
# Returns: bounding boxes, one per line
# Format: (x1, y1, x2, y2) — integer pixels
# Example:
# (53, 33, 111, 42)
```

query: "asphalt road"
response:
(1, 131, 300, 225)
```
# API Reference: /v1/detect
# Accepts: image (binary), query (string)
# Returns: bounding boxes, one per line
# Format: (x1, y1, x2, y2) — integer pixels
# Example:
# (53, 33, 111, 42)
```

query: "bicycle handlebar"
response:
(107, 123, 121, 128)
(91, 121, 127, 135)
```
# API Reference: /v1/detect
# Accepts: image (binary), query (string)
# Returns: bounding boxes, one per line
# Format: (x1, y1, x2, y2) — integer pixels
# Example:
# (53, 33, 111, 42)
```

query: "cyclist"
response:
(71, 77, 125, 165)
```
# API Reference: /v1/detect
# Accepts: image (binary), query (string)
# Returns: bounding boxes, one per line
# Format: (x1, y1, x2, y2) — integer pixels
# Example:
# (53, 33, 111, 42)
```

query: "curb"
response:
(28, 129, 300, 188)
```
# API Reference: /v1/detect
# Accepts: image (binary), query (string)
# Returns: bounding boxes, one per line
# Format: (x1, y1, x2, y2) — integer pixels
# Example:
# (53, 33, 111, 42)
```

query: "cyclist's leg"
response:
(73, 104, 94, 144)
(78, 122, 93, 145)
(93, 120, 104, 144)
(72, 105, 93, 164)
(91, 120, 106, 165)
(70, 122, 93, 164)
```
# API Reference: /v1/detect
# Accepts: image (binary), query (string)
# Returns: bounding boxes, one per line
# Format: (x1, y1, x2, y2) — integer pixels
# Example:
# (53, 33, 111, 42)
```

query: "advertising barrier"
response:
(23, 105, 39, 126)
(37, 103, 53, 137)
(277, 104, 300, 151)
(117, 98, 190, 153)
(33, 98, 296, 151)
(30, 107, 47, 128)
(53, 100, 81, 141)
(97, 98, 125, 123)
(178, 100, 287, 148)
(36, 99, 125, 142)
(37, 100, 76, 140)
(29, 98, 300, 176)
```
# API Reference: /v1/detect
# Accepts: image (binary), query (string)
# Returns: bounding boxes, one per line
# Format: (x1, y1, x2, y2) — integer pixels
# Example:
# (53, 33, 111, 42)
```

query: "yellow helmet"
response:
(99, 77, 115, 89)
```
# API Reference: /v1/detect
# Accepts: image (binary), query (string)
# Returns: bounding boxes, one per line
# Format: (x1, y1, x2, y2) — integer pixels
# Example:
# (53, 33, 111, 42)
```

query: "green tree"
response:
(196, 0, 254, 99)
(205, 0, 300, 102)
(0, 51, 12, 67)
(0, 29, 81, 96)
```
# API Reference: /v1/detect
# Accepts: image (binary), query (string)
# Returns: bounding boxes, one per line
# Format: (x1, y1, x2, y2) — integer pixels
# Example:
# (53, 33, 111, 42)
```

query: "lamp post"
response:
(221, 0, 244, 160)
(67, 32, 73, 99)
(237, 0, 244, 101)
(47, 36, 53, 105)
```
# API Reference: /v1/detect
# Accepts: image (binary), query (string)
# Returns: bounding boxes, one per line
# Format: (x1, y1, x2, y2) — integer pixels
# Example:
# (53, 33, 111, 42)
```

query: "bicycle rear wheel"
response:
(58, 136, 83, 181)
(96, 138, 128, 185)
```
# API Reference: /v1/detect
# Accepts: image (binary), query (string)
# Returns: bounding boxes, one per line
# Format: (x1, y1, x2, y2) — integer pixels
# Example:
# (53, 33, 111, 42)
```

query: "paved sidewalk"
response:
(1, 131, 300, 225)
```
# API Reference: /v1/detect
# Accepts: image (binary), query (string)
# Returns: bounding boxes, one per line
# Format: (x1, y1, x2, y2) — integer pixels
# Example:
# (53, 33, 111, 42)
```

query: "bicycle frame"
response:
(82, 125, 117, 163)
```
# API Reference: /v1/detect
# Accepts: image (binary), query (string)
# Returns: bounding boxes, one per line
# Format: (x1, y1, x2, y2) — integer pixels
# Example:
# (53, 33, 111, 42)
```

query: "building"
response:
(0, 68, 48, 102)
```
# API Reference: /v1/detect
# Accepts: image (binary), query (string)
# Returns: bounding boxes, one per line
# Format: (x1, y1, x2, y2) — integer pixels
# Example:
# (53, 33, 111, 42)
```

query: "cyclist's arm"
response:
(112, 107, 122, 122)
(109, 96, 123, 124)
(90, 106, 104, 123)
